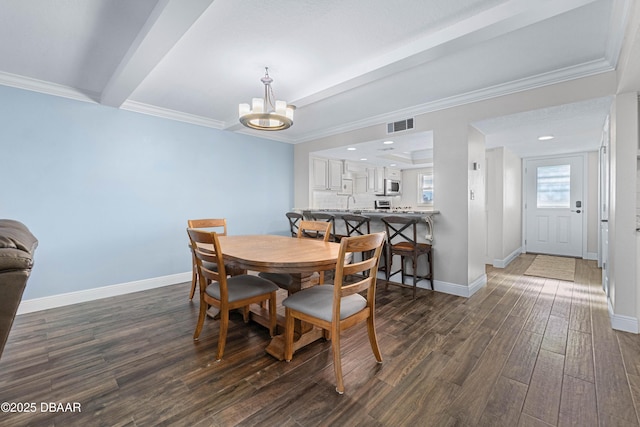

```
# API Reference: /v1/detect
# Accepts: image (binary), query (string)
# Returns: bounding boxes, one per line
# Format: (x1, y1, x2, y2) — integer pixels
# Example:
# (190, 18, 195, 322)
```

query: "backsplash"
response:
(312, 190, 390, 210)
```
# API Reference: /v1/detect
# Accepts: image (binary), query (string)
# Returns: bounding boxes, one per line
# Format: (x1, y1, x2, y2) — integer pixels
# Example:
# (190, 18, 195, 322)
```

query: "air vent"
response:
(387, 118, 414, 133)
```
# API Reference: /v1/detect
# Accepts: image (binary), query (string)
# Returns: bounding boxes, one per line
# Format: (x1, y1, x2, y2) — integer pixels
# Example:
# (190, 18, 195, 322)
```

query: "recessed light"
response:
(538, 135, 554, 141)
(347, 147, 356, 151)
(383, 140, 394, 145)
(390, 163, 396, 167)
(360, 158, 367, 161)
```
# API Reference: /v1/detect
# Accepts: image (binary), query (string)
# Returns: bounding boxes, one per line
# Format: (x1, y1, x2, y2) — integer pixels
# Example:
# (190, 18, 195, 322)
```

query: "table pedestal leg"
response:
(264, 271, 324, 360)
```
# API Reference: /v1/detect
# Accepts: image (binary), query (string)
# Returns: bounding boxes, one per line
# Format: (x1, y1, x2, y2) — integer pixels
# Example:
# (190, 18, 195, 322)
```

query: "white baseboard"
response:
(585, 252, 598, 261)
(433, 274, 487, 297)
(492, 247, 523, 268)
(17, 272, 192, 315)
(608, 298, 639, 334)
(379, 270, 487, 298)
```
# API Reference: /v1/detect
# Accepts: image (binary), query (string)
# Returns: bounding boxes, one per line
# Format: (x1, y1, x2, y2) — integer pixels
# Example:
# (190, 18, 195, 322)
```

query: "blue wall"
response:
(0, 86, 294, 299)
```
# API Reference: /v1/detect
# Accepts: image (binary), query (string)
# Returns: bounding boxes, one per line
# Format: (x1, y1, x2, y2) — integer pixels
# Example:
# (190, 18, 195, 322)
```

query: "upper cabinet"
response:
(385, 168, 401, 180)
(311, 157, 343, 191)
(328, 159, 343, 191)
(366, 167, 384, 194)
(312, 157, 404, 195)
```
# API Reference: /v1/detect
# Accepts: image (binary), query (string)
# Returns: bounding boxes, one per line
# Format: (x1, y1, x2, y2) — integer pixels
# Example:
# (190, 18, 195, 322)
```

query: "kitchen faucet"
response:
(346, 195, 356, 210)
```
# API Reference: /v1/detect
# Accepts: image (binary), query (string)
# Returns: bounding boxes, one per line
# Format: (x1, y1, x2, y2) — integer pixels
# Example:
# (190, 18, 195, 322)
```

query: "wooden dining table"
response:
(215, 234, 345, 360)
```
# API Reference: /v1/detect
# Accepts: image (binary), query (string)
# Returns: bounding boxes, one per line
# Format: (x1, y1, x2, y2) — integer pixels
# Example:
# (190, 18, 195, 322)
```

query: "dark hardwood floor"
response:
(1, 254, 639, 426)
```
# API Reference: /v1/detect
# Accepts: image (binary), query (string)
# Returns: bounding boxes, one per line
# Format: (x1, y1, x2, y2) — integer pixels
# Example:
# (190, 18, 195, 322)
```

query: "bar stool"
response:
(381, 216, 433, 299)
(342, 214, 371, 237)
(285, 212, 303, 237)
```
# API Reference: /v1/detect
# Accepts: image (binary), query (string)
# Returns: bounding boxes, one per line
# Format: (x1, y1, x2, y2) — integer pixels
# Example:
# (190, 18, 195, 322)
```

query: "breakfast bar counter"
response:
(293, 208, 438, 244)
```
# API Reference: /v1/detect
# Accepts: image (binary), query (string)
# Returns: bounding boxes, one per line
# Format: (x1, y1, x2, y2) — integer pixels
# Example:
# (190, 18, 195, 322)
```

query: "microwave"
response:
(383, 179, 401, 196)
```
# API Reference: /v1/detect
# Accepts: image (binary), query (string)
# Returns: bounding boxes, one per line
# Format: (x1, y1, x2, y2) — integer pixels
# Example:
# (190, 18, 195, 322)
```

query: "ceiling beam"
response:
(287, 0, 599, 110)
(100, 0, 214, 108)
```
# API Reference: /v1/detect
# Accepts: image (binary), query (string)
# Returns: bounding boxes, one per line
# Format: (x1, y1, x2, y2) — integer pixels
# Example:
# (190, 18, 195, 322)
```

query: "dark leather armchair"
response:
(0, 220, 37, 359)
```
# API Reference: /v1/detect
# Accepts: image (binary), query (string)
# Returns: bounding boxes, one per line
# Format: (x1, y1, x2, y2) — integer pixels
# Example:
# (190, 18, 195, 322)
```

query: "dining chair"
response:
(381, 216, 433, 299)
(258, 220, 332, 293)
(283, 231, 386, 394)
(187, 219, 227, 300)
(187, 228, 278, 361)
(342, 213, 373, 272)
(309, 212, 338, 241)
(187, 218, 245, 300)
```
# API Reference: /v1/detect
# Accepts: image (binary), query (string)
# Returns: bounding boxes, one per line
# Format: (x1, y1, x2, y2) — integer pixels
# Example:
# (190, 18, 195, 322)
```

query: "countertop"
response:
(294, 208, 439, 216)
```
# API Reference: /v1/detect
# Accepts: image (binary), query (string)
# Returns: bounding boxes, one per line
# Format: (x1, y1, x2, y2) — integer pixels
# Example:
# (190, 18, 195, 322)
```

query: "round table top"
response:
(217, 234, 342, 274)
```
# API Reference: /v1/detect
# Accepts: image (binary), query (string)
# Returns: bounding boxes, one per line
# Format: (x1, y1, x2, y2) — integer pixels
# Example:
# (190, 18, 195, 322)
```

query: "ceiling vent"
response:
(387, 118, 414, 133)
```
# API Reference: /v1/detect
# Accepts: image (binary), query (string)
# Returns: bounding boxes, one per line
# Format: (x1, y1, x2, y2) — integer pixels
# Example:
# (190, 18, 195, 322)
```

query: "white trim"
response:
(295, 62, 613, 143)
(17, 272, 191, 315)
(493, 247, 523, 268)
(0, 70, 99, 104)
(120, 100, 226, 129)
(433, 274, 487, 298)
(378, 269, 487, 297)
(608, 298, 639, 333)
(0, 63, 613, 147)
(585, 252, 598, 261)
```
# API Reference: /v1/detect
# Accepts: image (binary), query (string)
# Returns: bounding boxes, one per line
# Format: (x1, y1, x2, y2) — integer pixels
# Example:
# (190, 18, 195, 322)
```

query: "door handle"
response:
(571, 209, 582, 213)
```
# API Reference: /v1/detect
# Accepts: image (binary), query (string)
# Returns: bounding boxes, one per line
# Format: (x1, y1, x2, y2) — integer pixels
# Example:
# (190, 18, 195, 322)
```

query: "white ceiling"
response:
(0, 0, 634, 165)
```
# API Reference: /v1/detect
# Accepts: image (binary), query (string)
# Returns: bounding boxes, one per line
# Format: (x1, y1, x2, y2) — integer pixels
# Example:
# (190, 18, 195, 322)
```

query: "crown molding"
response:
(294, 59, 615, 144)
(0, 71, 99, 103)
(0, 58, 615, 145)
(119, 100, 226, 129)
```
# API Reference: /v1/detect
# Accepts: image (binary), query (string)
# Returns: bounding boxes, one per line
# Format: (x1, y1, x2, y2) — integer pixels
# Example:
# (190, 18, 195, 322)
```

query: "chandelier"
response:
(238, 67, 295, 131)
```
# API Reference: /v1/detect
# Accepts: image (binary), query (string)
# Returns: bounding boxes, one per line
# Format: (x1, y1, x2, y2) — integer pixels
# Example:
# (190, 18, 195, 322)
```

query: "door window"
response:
(536, 164, 570, 208)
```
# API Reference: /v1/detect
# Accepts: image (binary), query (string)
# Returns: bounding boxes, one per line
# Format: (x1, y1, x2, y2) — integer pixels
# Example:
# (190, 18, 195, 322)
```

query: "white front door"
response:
(525, 155, 584, 257)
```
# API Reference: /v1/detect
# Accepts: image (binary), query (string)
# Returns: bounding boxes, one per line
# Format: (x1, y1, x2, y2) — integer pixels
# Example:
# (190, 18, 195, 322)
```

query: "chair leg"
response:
(384, 246, 391, 290)
(412, 254, 418, 299)
(428, 249, 434, 290)
(189, 255, 197, 300)
(268, 292, 277, 337)
(284, 308, 295, 362)
(332, 325, 344, 394)
(216, 309, 229, 361)
(242, 306, 250, 323)
(367, 312, 383, 363)
(193, 296, 207, 340)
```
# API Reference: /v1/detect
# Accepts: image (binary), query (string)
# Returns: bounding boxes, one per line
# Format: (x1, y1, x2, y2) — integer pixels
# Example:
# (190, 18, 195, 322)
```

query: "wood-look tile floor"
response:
(1, 254, 639, 426)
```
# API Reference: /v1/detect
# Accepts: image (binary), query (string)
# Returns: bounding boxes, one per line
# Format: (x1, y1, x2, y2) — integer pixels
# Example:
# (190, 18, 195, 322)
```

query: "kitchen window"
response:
(418, 170, 433, 205)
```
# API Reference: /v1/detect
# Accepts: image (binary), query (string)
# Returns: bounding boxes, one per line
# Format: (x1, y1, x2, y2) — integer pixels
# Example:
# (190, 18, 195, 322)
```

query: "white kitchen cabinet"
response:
(375, 167, 385, 193)
(328, 159, 343, 191)
(355, 174, 367, 194)
(311, 157, 343, 190)
(344, 160, 365, 175)
(366, 168, 375, 192)
(366, 167, 383, 193)
(312, 157, 328, 189)
(385, 168, 401, 180)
